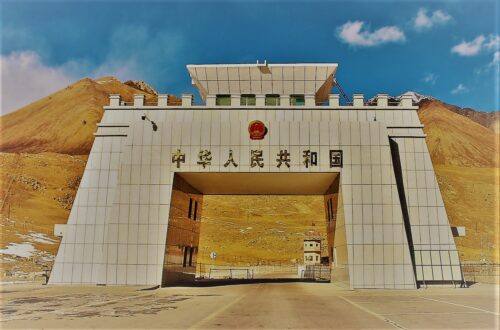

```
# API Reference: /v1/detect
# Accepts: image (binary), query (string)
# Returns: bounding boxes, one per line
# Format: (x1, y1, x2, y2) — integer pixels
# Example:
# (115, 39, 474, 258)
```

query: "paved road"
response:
(1, 281, 499, 329)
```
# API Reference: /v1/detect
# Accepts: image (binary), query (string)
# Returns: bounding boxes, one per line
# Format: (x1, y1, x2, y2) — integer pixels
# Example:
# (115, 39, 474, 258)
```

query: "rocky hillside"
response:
(418, 100, 499, 167)
(371, 92, 500, 133)
(198, 195, 327, 265)
(0, 77, 157, 155)
(0, 153, 87, 280)
(125, 80, 159, 95)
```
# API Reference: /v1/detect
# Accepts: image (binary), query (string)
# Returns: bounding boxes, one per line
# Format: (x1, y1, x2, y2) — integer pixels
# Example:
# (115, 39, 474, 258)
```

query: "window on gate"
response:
(183, 247, 188, 267)
(216, 95, 231, 106)
(329, 198, 334, 222)
(290, 94, 305, 106)
(265, 94, 280, 106)
(188, 247, 194, 267)
(193, 201, 198, 221)
(240, 94, 256, 106)
(188, 198, 193, 218)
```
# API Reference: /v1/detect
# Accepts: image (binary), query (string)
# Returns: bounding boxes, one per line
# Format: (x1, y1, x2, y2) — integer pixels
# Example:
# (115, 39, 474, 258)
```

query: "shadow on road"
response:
(169, 278, 331, 287)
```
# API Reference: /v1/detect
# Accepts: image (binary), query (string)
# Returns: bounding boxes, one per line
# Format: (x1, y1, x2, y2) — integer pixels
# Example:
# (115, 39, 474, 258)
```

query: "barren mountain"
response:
(125, 80, 159, 95)
(371, 92, 500, 133)
(425, 100, 500, 134)
(418, 99, 499, 167)
(0, 77, 157, 155)
(198, 195, 327, 265)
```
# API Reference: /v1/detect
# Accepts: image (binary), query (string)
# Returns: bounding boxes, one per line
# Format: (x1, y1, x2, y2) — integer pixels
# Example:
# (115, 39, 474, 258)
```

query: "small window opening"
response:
(216, 95, 231, 106)
(240, 94, 256, 106)
(193, 201, 198, 221)
(188, 247, 194, 266)
(188, 198, 193, 218)
(291, 95, 305, 106)
(182, 247, 188, 267)
(265, 94, 280, 106)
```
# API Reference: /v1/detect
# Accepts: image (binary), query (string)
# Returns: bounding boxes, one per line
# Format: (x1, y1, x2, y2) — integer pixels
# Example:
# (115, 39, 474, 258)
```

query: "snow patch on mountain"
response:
(367, 91, 435, 104)
(124, 80, 158, 95)
(0, 243, 35, 258)
(400, 91, 435, 103)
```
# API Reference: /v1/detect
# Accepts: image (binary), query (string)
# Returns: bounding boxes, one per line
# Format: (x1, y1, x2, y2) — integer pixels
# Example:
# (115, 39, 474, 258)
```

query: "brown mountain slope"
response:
(434, 165, 499, 262)
(198, 195, 327, 265)
(436, 101, 500, 133)
(0, 152, 87, 280)
(0, 77, 157, 155)
(418, 100, 499, 167)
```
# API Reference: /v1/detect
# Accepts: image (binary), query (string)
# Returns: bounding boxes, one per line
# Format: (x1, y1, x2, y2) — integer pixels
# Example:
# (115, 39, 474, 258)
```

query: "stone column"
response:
(329, 94, 340, 107)
(158, 94, 169, 107)
(231, 94, 241, 107)
(134, 94, 145, 107)
(353, 94, 364, 107)
(109, 94, 121, 106)
(182, 94, 193, 107)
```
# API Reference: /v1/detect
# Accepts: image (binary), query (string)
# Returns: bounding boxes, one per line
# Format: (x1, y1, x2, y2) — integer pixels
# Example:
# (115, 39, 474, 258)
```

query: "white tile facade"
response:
(49, 103, 461, 289)
(49, 64, 461, 289)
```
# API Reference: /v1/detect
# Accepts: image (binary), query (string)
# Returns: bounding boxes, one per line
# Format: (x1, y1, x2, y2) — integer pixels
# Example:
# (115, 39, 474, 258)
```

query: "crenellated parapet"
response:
(105, 93, 418, 110)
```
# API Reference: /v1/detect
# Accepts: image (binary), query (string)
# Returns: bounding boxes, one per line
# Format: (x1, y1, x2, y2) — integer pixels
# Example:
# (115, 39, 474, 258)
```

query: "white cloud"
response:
(451, 34, 499, 57)
(414, 8, 452, 30)
(423, 72, 438, 85)
(492, 51, 500, 65)
(0, 51, 77, 114)
(0, 26, 184, 115)
(451, 35, 486, 56)
(484, 35, 500, 50)
(337, 21, 405, 47)
(473, 51, 500, 75)
(451, 83, 469, 94)
(95, 25, 183, 85)
(487, 51, 500, 72)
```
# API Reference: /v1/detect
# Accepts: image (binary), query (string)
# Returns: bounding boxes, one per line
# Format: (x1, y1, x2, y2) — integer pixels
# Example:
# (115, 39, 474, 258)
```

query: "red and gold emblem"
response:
(248, 120, 267, 140)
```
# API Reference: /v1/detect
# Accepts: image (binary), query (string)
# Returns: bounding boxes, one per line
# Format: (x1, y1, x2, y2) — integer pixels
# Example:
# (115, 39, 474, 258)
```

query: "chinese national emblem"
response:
(248, 120, 267, 140)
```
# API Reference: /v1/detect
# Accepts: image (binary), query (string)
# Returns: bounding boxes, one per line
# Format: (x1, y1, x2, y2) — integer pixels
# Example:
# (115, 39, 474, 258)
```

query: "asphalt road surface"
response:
(1, 281, 499, 329)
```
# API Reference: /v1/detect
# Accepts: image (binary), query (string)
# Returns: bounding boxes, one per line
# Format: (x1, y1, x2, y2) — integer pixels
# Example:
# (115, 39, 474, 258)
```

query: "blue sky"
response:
(1, 0, 499, 113)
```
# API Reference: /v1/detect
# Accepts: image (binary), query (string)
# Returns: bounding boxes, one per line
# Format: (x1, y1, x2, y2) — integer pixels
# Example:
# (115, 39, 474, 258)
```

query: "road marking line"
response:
(420, 297, 500, 316)
(338, 296, 407, 330)
(188, 290, 251, 330)
(381, 311, 487, 315)
(351, 300, 426, 304)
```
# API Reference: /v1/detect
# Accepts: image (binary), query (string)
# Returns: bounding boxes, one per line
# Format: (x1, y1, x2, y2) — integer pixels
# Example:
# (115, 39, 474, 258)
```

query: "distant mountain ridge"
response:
(368, 91, 499, 133)
(418, 100, 499, 167)
(124, 80, 158, 95)
(367, 91, 435, 104)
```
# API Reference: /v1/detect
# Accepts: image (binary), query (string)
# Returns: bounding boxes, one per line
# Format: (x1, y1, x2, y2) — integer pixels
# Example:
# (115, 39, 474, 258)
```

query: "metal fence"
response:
(461, 263, 500, 284)
(197, 263, 299, 279)
(208, 268, 254, 280)
(301, 265, 331, 281)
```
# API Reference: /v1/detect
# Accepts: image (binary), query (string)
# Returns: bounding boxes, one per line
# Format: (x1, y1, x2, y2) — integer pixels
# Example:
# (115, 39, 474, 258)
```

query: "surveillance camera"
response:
(141, 115, 146, 121)
(152, 122, 158, 132)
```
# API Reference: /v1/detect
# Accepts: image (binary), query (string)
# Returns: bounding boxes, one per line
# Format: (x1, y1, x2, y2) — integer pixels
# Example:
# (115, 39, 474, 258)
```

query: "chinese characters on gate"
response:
(171, 149, 343, 169)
